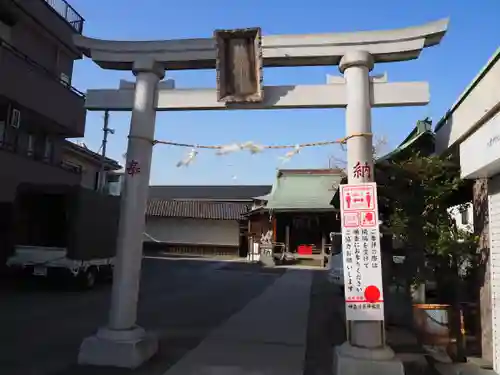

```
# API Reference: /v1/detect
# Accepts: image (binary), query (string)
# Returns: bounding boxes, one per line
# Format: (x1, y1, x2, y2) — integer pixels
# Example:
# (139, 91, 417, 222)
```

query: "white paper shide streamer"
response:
(240, 141, 264, 154)
(216, 143, 241, 156)
(279, 145, 302, 163)
(176, 148, 198, 167)
(215, 141, 264, 156)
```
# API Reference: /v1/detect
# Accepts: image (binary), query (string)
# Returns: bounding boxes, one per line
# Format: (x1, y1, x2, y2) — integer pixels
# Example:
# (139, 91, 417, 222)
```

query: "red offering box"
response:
(297, 245, 313, 255)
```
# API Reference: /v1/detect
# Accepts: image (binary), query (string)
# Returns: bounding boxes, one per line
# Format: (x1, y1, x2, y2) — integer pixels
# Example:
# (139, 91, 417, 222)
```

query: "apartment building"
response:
(0, 0, 87, 202)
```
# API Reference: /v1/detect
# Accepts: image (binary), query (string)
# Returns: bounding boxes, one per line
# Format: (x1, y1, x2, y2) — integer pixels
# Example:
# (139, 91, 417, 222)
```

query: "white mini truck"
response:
(5, 184, 120, 289)
(6, 246, 114, 289)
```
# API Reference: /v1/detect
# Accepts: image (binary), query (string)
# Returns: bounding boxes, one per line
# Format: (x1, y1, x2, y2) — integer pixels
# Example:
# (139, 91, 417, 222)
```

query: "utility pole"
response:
(98, 110, 114, 192)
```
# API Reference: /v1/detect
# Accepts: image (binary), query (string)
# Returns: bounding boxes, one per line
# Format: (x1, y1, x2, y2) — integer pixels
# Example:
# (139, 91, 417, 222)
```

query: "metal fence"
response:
(43, 0, 84, 33)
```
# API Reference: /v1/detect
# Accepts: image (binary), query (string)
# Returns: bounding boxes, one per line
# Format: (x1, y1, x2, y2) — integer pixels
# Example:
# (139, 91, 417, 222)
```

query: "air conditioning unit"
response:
(10, 108, 20, 128)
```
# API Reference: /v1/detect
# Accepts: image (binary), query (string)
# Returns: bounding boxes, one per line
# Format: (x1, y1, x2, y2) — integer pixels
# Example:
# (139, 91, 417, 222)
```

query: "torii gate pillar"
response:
(334, 50, 404, 375)
(78, 58, 164, 368)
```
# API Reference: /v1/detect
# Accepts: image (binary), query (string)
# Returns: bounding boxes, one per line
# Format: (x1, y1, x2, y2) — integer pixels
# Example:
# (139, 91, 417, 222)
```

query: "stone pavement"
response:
(433, 362, 497, 375)
(163, 269, 313, 375)
(430, 356, 497, 375)
(304, 272, 347, 375)
(386, 325, 435, 375)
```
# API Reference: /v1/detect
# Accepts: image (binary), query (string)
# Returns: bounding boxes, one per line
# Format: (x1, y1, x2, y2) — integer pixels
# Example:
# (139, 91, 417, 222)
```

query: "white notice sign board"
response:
(339, 182, 384, 321)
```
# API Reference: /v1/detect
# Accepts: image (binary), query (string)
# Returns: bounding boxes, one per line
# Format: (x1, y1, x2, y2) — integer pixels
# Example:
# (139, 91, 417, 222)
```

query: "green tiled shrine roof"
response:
(266, 171, 343, 211)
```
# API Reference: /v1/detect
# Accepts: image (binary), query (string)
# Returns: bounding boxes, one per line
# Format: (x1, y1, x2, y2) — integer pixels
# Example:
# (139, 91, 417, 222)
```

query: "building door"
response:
(488, 175, 500, 372)
(238, 220, 249, 257)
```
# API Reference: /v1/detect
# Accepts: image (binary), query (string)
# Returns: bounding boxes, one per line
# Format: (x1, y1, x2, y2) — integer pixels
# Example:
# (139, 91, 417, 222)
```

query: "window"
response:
(94, 171, 101, 191)
(0, 121, 5, 146)
(107, 173, 123, 196)
(0, 21, 11, 43)
(27, 134, 35, 156)
(461, 209, 469, 225)
(10, 108, 21, 128)
(61, 160, 82, 174)
(1, 118, 16, 150)
(43, 137, 53, 161)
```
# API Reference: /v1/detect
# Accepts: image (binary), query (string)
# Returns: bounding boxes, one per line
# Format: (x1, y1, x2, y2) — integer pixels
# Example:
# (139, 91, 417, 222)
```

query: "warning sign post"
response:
(339, 182, 384, 321)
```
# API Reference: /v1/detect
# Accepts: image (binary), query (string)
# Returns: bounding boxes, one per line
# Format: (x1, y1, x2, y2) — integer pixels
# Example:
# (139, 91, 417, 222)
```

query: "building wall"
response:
(0, 0, 86, 137)
(8, 17, 78, 82)
(0, 43, 86, 137)
(435, 51, 500, 154)
(249, 213, 271, 238)
(61, 152, 99, 190)
(0, 0, 87, 202)
(11, 0, 83, 54)
(0, 120, 81, 202)
(144, 217, 240, 247)
(0, 147, 81, 202)
(436, 49, 500, 368)
(0, 136, 118, 203)
(460, 110, 500, 179)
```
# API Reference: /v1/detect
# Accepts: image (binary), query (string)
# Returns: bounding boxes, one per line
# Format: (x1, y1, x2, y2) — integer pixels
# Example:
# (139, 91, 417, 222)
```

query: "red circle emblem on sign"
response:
(364, 285, 381, 303)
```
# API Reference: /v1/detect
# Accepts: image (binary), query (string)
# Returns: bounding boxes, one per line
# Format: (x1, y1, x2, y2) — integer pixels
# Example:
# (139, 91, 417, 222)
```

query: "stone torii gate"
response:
(74, 19, 448, 374)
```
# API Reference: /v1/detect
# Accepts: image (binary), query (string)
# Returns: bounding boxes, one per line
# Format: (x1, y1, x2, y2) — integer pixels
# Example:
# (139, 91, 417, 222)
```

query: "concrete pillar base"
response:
(333, 342, 405, 375)
(78, 326, 158, 369)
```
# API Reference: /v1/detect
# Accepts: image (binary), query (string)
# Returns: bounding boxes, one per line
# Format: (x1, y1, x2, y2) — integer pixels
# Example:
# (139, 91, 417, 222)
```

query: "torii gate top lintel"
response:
(74, 18, 448, 71)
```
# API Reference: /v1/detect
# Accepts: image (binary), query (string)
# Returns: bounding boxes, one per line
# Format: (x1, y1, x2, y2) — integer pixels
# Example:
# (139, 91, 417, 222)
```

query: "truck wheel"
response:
(77, 268, 97, 290)
(97, 265, 114, 283)
(105, 265, 114, 282)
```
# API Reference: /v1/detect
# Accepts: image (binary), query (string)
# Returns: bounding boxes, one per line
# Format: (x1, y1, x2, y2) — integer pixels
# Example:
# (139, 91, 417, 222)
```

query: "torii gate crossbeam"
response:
(85, 81, 430, 111)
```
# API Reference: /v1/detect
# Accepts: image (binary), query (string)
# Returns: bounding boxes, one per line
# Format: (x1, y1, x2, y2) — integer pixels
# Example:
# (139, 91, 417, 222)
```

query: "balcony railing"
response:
(0, 36, 87, 136)
(42, 0, 84, 33)
(0, 142, 82, 176)
(0, 38, 85, 98)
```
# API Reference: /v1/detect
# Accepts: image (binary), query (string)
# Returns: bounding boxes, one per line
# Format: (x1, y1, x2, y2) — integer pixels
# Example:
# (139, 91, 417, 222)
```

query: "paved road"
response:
(2, 257, 339, 375)
(1, 257, 434, 375)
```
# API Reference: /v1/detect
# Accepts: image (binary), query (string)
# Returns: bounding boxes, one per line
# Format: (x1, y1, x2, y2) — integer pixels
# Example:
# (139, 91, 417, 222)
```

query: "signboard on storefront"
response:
(339, 182, 384, 321)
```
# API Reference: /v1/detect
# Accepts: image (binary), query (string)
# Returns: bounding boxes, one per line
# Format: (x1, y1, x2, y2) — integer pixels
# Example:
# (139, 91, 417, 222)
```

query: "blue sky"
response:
(69, 0, 499, 186)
